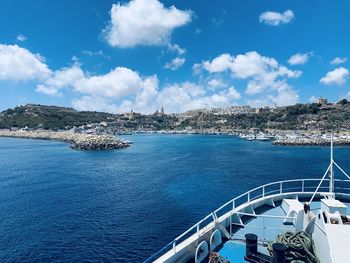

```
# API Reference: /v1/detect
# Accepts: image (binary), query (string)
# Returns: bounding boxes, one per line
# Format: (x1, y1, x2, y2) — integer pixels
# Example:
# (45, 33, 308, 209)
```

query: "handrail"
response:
(234, 211, 296, 219)
(144, 178, 350, 262)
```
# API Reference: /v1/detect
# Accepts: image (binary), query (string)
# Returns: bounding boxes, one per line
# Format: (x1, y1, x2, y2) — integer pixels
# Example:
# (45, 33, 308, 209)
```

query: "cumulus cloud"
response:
(156, 82, 241, 112)
(320, 67, 349, 85)
(164, 57, 185, 70)
(16, 34, 27, 42)
(36, 65, 84, 96)
(288, 52, 312, 65)
(203, 53, 234, 73)
(0, 44, 51, 81)
(74, 67, 150, 98)
(226, 87, 241, 100)
(104, 0, 192, 48)
(208, 78, 227, 89)
(73, 80, 241, 113)
(0, 43, 300, 113)
(201, 51, 300, 94)
(199, 51, 300, 107)
(202, 51, 300, 79)
(330, 57, 347, 65)
(259, 10, 294, 26)
(72, 96, 122, 113)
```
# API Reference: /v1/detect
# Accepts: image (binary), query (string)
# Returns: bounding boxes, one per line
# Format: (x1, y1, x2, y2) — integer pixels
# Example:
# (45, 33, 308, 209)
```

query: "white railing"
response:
(144, 178, 350, 263)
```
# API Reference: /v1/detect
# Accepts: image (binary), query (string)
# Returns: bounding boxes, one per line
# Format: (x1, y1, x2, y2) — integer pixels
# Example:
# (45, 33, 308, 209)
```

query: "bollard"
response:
(245, 233, 258, 256)
(272, 243, 287, 263)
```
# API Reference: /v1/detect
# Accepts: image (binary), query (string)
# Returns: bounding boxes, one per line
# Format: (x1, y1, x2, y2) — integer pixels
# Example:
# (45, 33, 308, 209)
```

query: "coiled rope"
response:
(267, 231, 319, 263)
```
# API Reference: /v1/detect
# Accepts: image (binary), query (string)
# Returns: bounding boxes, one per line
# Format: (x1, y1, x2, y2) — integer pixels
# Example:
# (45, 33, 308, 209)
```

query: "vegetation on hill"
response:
(1, 100, 350, 131)
(0, 104, 115, 130)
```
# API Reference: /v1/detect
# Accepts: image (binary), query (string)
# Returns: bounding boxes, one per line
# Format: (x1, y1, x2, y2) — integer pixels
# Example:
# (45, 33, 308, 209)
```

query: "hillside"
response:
(2, 100, 350, 131)
(0, 104, 115, 130)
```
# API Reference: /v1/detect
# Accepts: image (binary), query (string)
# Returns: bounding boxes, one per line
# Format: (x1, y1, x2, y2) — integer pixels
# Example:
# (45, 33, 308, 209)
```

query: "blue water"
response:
(0, 134, 350, 262)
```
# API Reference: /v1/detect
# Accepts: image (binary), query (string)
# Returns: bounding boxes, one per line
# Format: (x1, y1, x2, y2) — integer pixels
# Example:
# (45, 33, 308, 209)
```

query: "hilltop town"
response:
(0, 97, 348, 132)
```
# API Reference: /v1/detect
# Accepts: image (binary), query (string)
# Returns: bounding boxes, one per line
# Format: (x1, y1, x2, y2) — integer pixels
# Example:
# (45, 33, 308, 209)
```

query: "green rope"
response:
(267, 231, 319, 263)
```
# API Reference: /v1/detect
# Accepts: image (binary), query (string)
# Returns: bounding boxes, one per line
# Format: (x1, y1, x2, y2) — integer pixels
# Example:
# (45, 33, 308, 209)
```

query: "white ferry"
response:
(145, 136, 350, 263)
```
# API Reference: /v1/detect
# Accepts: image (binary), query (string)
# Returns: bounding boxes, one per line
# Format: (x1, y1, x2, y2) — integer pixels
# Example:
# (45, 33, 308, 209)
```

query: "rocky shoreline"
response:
(0, 130, 129, 150)
(273, 137, 350, 146)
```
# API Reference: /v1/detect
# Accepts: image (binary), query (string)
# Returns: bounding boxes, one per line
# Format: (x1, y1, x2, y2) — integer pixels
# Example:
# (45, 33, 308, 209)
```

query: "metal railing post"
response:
(263, 217, 265, 242)
(280, 182, 283, 194)
(302, 180, 304, 192)
(262, 186, 265, 197)
(248, 191, 250, 202)
(173, 241, 176, 252)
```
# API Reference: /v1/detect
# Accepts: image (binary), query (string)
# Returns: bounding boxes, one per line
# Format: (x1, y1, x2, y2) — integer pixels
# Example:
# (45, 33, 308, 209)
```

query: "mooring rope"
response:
(267, 231, 319, 263)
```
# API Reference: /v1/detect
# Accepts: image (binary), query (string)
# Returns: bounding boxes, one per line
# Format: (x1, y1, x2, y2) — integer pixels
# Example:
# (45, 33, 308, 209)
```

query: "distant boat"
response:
(117, 131, 132, 135)
(121, 139, 133, 144)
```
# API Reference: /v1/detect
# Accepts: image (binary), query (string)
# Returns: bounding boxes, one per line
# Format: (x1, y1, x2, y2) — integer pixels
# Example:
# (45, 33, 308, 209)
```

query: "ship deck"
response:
(214, 200, 350, 262)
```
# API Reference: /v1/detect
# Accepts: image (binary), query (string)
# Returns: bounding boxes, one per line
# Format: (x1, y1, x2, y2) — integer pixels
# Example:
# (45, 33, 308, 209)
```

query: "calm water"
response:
(0, 134, 350, 262)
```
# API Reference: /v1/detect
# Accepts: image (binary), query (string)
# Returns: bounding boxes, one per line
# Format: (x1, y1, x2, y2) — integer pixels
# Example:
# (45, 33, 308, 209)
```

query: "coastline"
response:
(2, 128, 350, 147)
(0, 130, 129, 150)
(135, 129, 350, 146)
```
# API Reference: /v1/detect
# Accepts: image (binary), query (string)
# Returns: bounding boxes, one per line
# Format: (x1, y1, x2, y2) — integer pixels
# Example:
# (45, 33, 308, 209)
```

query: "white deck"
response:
(325, 224, 350, 262)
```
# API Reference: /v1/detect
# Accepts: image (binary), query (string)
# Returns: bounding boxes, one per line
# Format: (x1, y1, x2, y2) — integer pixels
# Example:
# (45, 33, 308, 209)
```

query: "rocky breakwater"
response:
(0, 130, 129, 150)
(70, 135, 129, 150)
(273, 136, 350, 146)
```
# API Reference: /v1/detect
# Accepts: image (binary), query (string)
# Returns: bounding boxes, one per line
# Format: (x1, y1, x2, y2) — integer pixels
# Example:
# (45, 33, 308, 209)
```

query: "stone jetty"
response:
(273, 137, 350, 146)
(0, 130, 129, 150)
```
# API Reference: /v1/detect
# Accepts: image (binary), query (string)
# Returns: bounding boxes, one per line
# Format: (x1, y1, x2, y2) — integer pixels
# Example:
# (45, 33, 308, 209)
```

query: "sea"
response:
(1, 134, 350, 262)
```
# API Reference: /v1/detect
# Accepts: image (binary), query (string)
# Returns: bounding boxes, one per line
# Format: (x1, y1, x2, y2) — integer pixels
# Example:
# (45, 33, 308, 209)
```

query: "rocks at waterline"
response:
(0, 130, 129, 150)
(273, 137, 350, 146)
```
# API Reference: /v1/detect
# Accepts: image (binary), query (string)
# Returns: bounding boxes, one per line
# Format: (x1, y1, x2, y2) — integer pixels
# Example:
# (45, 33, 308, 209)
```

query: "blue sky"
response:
(0, 0, 349, 113)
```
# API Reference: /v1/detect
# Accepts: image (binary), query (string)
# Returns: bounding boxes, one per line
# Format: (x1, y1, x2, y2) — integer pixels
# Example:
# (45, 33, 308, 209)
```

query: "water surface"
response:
(0, 134, 349, 262)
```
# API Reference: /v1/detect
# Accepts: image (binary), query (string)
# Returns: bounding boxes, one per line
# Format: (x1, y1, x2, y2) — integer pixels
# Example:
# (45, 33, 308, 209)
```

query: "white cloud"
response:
(259, 10, 294, 26)
(164, 57, 185, 70)
(0, 44, 51, 81)
(247, 84, 298, 107)
(203, 53, 234, 73)
(75, 81, 241, 114)
(104, 0, 192, 48)
(288, 52, 312, 65)
(192, 63, 203, 75)
(36, 65, 84, 96)
(269, 84, 299, 106)
(74, 67, 151, 98)
(36, 85, 62, 97)
(202, 51, 300, 79)
(309, 95, 318, 103)
(167, 43, 186, 55)
(320, 67, 349, 85)
(330, 57, 347, 65)
(199, 51, 300, 107)
(226, 87, 241, 100)
(72, 96, 121, 113)
(208, 78, 227, 89)
(16, 34, 27, 42)
(201, 51, 300, 95)
(82, 50, 111, 60)
(156, 82, 240, 113)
